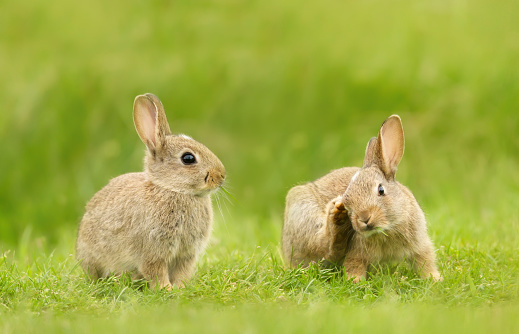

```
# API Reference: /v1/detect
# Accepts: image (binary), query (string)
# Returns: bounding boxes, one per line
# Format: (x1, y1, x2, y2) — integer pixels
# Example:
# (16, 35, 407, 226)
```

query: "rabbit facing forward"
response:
(282, 115, 441, 282)
(76, 93, 226, 289)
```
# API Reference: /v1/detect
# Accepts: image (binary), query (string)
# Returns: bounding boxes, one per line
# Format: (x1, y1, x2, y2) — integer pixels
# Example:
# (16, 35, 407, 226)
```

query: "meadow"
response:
(1, 0, 518, 332)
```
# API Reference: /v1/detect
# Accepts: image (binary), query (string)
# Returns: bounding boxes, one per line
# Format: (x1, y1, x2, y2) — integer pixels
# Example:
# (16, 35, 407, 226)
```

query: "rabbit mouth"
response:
(351, 218, 388, 237)
(196, 177, 226, 196)
(353, 220, 380, 235)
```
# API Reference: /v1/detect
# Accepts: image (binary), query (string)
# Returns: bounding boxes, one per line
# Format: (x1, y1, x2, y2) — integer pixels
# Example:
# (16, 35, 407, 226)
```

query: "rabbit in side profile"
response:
(76, 93, 226, 289)
(282, 115, 441, 282)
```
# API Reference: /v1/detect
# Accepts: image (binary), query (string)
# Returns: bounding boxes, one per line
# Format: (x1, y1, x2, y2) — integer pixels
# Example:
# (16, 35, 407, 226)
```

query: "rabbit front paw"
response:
(327, 197, 349, 227)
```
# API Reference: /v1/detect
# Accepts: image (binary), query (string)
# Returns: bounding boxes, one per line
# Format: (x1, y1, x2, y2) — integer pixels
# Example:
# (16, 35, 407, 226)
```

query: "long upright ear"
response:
(133, 94, 172, 153)
(362, 137, 377, 168)
(371, 115, 405, 179)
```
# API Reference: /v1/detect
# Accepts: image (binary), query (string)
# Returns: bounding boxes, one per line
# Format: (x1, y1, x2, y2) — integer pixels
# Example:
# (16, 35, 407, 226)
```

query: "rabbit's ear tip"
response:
(383, 115, 403, 127)
(134, 94, 152, 105)
(144, 93, 159, 99)
(134, 93, 157, 101)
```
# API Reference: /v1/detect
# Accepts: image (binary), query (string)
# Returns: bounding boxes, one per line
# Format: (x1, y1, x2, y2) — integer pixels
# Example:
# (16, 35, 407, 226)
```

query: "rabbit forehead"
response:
(344, 167, 385, 196)
(353, 166, 385, 185)
(166, 135, 210, 155)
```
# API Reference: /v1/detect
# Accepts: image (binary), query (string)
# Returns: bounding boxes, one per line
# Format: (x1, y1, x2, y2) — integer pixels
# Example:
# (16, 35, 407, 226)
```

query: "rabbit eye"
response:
(378, 184, 385, 196)
(181, 152, 196, 165)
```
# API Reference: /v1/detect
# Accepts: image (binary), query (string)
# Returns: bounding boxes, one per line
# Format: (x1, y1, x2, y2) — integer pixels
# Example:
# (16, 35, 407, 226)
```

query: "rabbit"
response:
(76, 93, 226, 290)
(282, 115, 441, 282)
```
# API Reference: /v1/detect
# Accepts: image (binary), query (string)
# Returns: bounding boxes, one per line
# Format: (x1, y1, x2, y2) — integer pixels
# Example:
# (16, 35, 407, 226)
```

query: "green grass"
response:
(1, 0, 519, 332)
(1, 241, 519, 332)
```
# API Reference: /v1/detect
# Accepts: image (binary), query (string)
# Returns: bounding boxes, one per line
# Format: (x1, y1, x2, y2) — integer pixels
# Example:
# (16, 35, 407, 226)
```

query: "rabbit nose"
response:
(214, 171, 225, 184)
(205, 169, 225, 186)
(361, 218, 373, 229)
(358, 211, 372, 226)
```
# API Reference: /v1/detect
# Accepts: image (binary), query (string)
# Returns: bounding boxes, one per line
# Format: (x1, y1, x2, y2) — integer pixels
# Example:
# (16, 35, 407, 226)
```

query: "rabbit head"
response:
(133, 93, 226, 196)
(341, 115, 410, 237)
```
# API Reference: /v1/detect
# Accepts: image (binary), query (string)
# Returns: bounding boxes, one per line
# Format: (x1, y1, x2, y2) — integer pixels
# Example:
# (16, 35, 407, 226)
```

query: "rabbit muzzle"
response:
(349, 206, 388, 237)
(204, 169, 226, 190)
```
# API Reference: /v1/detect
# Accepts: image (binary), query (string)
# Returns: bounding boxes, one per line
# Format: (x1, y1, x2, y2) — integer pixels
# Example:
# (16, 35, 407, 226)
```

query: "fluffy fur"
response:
(76, 93, 225, 289)
(282, 115, 441, 282)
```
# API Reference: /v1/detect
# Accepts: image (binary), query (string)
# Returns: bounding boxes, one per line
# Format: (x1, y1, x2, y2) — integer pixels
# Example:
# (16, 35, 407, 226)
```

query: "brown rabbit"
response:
(282, 115, 441, 282)
(76, 93, 226, 289)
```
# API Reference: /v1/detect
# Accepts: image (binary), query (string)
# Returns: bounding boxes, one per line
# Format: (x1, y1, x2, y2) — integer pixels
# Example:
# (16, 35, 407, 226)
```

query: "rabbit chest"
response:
(143, 192, 213, 260)
(358, 231, 413, 264)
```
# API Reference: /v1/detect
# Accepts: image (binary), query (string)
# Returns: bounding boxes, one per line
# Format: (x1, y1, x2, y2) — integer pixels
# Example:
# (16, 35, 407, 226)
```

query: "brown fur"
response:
(76, 94, 225, 289)
(282, 115, 441, 282)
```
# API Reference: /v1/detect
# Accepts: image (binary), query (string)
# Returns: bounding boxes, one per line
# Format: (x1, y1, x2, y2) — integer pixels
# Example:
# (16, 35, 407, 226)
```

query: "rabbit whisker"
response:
(214, 189, 230, 235)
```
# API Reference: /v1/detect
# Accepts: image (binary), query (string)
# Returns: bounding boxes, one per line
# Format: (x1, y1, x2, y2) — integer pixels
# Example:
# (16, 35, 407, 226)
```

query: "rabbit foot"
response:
(346, 273, 364, 283)
(429, 271, 443, 282)
(344, 257, 368, 283)
(171, 280, 186, 289)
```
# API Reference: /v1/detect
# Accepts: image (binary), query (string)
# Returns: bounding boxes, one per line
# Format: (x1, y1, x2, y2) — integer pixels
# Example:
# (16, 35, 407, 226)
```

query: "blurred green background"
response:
(0, 0, 518, 251)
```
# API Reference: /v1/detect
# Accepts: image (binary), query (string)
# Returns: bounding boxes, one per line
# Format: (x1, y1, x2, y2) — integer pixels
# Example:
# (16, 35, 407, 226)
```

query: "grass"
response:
(1, 0, 519, 332)
(1, 240, 518, 332)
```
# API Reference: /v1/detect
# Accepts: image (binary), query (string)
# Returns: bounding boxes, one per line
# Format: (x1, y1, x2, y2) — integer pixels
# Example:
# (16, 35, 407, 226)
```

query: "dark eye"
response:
(181, 152, 196, 165)
(378, 184, 385, 196)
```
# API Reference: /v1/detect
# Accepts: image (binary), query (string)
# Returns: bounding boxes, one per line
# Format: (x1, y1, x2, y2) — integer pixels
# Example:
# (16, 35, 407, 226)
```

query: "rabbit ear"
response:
(133, 94, 172, 153)
(371, 115, 405, 180)
(362, 137, 377, 168)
